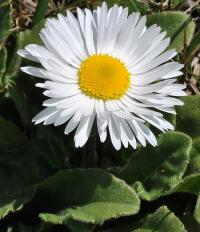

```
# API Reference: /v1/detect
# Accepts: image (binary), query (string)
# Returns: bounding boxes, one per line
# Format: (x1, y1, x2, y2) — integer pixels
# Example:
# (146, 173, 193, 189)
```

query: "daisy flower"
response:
(18, 2, 186, 150)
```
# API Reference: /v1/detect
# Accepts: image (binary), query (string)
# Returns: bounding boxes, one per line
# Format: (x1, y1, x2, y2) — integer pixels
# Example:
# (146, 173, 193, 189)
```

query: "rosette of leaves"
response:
(0, 0, 200, 231)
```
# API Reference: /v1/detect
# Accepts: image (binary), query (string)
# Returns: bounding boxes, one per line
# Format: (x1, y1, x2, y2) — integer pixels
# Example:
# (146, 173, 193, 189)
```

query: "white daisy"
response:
(18, 2, 186, 150)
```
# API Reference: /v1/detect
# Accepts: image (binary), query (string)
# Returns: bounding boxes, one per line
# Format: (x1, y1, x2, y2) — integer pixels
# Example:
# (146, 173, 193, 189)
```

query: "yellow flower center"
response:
(78, 54, 131, 100)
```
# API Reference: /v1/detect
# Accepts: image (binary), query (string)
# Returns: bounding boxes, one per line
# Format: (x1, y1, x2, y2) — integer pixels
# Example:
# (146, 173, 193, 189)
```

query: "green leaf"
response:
(0, 186, 37, 221)
(7, 223, 57, 232)
(0, 46, 7, 84)
(32, 169, 140, 224)
(176, 96, 200, 175)
(0, 1, 12, 43)
(147, 11, 195, 52)
(185, 31, 200, 64)
(179, 214, 200, 232)
(0, 116, 27, 148)
(0, 117, 56, 219)
(15, 221, 93, 232)
(17, 20, 44, 48)
(6, 20, 44, 78)
(64, 219, 95, 232)
(5, 21, 44, 123)
(194, 194, 200, 224)
(173, 173, 200, 195)
(188, 138, 200, 174)
(32, 0, 50, 26)
(6, 227, 13, 232)
(119, 131, 192, 201)
(7, 82, 31, 124)
(171, 0, 183, 7)
(133, 206, 186, 232)
(176, 96, 200, 139)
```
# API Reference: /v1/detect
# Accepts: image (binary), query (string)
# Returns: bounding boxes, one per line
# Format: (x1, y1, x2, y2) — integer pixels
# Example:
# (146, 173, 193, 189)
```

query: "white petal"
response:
(119, 118, 137, 149)
(95, 99, 108, 121)
(128, 120, 146, 147)
(96, 2, 108, 53)
(114, 12, 140, 57)
(132, 49, 177, 73)
(32, 107, 57, 124)
(43, 110, 60, 125)
(84, 9, 96, 55)
(97, 116, 108, 142)
(130, 79, 175, 95)
(77, 7, 85, 33)
(40, 22, 82, 67)
(140, 114, 174, 132)
(168, 91, 187, 96)
(108, 114, 121, 150)
(131, 62, 182, 85)
(145, 97, 184, 106)
(156, 106, 176, 114)
(125, 25, 161, 65)
(17, 49, 39, 62)
(130, 37, 171, 74)
(54, 95, 82, 110)
(43, 86, 81, 98)
(135, 121, 157, 147)
(20, 66, 46, 78)
(54, 111, 73, 126)
(74, 113, 95, 147)
(64, 115, 80, 135)
(112, 114, 128, 148)
(43, 98, 66, 107)
(121, 96, 163, 117)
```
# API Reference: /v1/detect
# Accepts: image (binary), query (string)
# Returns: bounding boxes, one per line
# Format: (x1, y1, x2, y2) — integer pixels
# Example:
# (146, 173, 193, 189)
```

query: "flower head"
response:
(18, 2, 186, 150)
